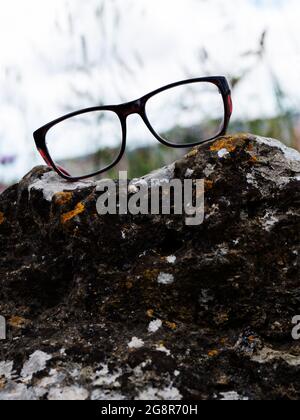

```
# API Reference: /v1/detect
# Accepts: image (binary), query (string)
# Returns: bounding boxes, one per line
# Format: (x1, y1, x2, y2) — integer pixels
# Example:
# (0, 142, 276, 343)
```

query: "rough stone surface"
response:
(0, 133, 299, 400)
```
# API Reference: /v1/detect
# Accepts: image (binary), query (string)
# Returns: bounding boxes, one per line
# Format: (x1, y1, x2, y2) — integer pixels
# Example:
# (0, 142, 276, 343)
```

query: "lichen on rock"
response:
(0, 134, 299, 400)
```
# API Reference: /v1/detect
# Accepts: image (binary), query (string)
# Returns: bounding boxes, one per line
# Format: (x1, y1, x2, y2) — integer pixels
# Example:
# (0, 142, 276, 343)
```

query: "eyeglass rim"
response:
(33, 76, 232, 181)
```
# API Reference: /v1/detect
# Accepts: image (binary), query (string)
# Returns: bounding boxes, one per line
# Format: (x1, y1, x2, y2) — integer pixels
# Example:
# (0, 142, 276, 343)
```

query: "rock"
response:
(0, 133, 299, 400)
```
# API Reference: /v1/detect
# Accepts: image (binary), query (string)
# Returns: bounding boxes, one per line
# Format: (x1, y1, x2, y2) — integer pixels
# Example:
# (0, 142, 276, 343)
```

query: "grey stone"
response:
(0, 134, 299, 400)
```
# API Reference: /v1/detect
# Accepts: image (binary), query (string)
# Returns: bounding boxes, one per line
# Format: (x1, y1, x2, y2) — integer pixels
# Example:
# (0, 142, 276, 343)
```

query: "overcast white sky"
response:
(0, 0, 300, 182)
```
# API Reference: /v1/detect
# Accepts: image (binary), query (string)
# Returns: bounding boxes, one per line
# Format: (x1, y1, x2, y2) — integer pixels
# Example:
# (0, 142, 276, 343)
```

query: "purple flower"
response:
(0, 155, 16, 165)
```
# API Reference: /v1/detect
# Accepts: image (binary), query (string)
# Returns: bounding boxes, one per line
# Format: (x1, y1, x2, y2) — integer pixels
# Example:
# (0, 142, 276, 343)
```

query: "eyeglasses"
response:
(34, 76, 232, 181)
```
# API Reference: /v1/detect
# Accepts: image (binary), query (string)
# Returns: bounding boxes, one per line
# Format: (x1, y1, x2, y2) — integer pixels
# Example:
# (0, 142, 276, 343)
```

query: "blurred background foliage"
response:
(0, 0, 299, 188)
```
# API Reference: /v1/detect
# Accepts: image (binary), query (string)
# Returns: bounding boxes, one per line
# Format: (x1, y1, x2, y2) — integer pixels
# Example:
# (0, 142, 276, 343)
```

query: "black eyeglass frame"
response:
(34, 76, 232, 181)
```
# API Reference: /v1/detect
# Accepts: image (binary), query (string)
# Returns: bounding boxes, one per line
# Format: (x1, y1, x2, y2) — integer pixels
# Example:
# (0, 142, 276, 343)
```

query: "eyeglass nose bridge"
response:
(117, 98, 145, 118)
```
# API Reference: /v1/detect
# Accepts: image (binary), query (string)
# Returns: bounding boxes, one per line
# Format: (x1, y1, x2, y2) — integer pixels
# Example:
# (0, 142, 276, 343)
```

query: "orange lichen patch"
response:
(210, 138, 238, 153)
(0, 212, 5, 225)
(246, 143, 254, 152)
(214, 312, 229, 325)
(8, 316, 27, 329)
(216, 374, 230, 386)
(165, 321, 177, 330)
(54, 192, 73, 206)
(186, 149, 198, 158)
(126, 281, 133, 290)
(220, 337, 230, 346)
(246, 143, 258, 163)
(147, 309, 155, 318)
(143, 269, 160, 281)
(208, 350, 219, 358)
(61, 202, 85, 224)
(204, 180, 214, 191)
(249, 155, 258, 164)
(210, 134, 250, 154)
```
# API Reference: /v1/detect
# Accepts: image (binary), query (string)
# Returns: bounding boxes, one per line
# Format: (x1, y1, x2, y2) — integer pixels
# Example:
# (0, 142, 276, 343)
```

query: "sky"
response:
(0, 0, 300, 183)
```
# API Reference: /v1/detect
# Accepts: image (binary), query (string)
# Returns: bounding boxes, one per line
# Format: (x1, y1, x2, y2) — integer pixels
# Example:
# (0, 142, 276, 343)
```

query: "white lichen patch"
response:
(220, 391, 249, 401)
(136, 385, 182, 401)
(199, 289, 214, 305)
(60, 348, 67, 357)
(128, 337, 144, 349)
(246, 172, 259, 188)
(0, 383, 37, 401)
(130, 163, 175, 190)
(32, 386, 48, 399)
(203, 164, 216, 178)
(166, 255, 176, 264)
(252, 347, 300, 367)
(185, 168, 194, 178)
(130, 178, 148, 188)
(37, 369, 66, 389)
(219, 246, 229, 256)
(262, 212, 279, 232)
(47, 386, 89, 401)
(29, 171, 94, 201)
(93, 364, 122, 388)
(220, 197, 231, 207)
(155, 344, 171, 356)
(218, 148, 230, 159)
(157, 272, 174, 285)
(128, 183, 139, 194)
(148, 319, 162, 334)
(91, 390, 126, 401)
(142, 163, 176, 186)
(0, 361, 14, 379)
(205, 203, 219, 220)
(130, 360, 152, 381)
(21, 351, 52, 381)
(256, 136, 300, 162)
